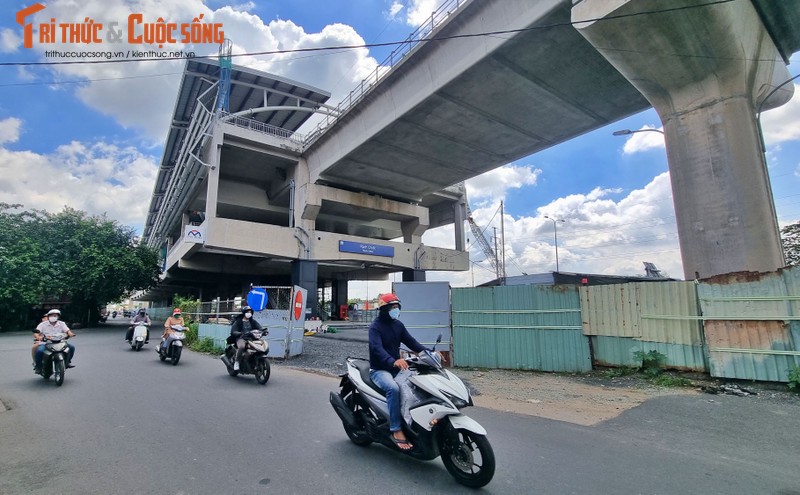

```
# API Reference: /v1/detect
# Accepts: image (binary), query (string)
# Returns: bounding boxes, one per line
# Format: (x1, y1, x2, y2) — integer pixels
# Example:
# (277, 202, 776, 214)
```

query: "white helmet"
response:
(46, 309, 61, 316)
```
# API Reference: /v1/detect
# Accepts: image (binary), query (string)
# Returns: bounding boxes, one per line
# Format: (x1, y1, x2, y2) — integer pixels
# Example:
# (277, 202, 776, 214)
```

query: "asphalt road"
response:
(1, 324, 799, 495)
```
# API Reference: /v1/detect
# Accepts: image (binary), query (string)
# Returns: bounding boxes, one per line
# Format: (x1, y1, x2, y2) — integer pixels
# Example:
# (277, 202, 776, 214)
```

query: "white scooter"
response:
(329, 336, 495, 488)
(157, 325, 186, 365)
(129, 323, 149, 351)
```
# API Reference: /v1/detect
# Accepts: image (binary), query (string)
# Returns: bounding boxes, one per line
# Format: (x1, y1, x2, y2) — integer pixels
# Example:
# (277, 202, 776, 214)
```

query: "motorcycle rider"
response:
(33, 309, 76, 373)
(229, 305, 264, 371)
(126, 308, 151, 343)
(159, 308, 185, 353)
(368, 293, 426, 451)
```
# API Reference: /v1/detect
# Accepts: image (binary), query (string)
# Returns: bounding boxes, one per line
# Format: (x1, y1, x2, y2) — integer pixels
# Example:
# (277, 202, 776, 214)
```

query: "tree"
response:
(781, 222, 800, 266)
(0, 204, 161, 330)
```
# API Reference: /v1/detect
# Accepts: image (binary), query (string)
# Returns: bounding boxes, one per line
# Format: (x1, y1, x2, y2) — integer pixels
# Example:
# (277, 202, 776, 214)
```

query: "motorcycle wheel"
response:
(343, 393, 372, 446)
(440, 428, 495, 488)
(54, 360, 65, 387)
(254, 359, 270, 385)
(171, 346, 182, 365)
(135, 341, 142, 351)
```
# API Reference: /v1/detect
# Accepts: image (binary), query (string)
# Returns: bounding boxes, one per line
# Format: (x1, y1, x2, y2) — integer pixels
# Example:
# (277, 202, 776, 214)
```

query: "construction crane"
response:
(466, 201, 501, 279)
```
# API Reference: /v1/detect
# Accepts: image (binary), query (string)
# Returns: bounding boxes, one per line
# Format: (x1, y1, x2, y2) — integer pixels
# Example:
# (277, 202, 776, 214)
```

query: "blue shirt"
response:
(368, 313, 426, 372)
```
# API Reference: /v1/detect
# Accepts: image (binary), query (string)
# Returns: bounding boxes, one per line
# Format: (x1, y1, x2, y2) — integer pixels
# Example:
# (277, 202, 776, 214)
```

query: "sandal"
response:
(391, 434, 413, 450)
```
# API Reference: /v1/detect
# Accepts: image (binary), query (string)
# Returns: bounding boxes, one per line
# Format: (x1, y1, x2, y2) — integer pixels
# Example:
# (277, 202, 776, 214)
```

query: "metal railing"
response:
(221, 113, 305, 145)
(302, 0, 469, 147)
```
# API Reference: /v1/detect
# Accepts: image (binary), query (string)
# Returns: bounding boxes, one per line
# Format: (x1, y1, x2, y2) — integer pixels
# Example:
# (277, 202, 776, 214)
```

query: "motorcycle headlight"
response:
(441, 391, 468, 409)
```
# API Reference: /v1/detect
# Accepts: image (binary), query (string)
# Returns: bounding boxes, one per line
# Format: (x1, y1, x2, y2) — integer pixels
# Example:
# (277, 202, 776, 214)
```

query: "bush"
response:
(788, 366, 800, 392)
(184, 322, 199, 346)
(191, 336, 223, 354)
(634, 350, 667, 378)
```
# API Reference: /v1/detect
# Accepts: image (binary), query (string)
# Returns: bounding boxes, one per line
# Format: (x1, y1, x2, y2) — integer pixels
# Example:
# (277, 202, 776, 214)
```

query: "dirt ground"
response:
(454, 368, 781, 426)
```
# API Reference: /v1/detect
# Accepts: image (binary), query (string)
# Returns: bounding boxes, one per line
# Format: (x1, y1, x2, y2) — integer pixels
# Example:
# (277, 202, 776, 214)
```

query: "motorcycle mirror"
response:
(429, 333, 443, 351)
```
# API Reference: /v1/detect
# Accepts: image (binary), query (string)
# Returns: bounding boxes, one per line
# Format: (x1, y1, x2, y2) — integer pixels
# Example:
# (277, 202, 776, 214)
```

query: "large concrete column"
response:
(574, 0, 792, 279)
(292, 260, 318, 319)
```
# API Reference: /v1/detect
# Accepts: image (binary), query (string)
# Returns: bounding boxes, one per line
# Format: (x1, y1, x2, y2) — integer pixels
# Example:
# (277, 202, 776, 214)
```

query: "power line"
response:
(0, 0, 736, 68)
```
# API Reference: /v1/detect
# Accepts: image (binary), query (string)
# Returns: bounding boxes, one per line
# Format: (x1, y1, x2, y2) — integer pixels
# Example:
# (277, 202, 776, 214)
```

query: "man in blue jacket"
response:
(368, 293, 426, 451)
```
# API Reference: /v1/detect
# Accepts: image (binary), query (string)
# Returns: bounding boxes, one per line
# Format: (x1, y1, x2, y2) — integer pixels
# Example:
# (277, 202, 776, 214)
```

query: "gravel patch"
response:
(270, 335, 368, 377)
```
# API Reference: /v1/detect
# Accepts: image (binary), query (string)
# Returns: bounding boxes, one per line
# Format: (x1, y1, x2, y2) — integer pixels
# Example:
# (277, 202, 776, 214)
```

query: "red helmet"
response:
(377, 293, 401, 309)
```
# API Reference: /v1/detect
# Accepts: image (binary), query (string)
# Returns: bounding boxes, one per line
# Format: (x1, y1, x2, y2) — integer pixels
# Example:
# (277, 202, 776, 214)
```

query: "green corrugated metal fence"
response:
(451, 285, 590, 372)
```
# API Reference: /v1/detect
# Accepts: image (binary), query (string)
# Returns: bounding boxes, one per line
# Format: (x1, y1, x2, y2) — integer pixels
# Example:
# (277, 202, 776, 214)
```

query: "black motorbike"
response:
(220, 329, 271, 384)
(36, 333, 71, 386)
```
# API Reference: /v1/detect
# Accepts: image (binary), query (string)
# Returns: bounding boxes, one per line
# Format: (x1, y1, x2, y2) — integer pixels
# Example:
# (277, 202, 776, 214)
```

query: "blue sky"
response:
(1, 0, 799, 298)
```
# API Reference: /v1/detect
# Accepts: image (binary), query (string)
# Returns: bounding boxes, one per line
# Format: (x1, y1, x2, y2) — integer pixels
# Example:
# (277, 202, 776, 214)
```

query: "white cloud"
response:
(405, 0, 447, 27)
(0, 28, 21, 53)
(465, 164, 541, 204)
(416, 173, 683, 291)
(762, 83, 800, 144)
(620, 126, 665, 154)
(0, 117, 22, 144)
(17, 0, 379, 141)
(388, 2, 404, 20)
(0, 131, 158, 230)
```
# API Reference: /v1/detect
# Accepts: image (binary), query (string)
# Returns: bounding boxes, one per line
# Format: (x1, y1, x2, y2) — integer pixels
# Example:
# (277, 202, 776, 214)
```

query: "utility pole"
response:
(500, 200, 506, 285)
(492, 227, 500, 282)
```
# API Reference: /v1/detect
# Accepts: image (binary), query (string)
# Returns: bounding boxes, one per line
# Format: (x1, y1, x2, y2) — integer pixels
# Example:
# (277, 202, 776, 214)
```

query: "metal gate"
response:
(393, 281, 451, 348)
(252, 285, 307, 358)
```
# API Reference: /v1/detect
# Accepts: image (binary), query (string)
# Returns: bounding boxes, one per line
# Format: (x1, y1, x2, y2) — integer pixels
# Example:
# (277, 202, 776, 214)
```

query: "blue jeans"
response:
(370, 369, 402, 432)
(34, 343, 75, 368)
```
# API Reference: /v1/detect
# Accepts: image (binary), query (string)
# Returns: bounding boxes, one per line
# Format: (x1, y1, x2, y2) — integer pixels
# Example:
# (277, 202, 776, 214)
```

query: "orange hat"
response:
(173, 308, 182, 314)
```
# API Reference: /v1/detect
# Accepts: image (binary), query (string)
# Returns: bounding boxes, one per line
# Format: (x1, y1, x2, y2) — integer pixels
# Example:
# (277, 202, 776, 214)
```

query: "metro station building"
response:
(142, 58, 468, 317)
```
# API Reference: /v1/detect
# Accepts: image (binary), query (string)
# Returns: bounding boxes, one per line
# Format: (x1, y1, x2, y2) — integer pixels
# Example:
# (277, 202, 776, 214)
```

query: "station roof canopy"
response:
(144, 57, 331, 241)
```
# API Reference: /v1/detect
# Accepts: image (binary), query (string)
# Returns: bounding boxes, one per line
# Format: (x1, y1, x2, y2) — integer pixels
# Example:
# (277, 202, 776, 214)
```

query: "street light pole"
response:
(612, 128, 665, 136)
(544, 215, 565, 272)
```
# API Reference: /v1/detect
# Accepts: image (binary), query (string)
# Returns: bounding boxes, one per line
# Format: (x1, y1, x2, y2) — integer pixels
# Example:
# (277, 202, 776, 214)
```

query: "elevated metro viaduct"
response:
(142, 0, 800, 316)
(141, 59, 467, 315)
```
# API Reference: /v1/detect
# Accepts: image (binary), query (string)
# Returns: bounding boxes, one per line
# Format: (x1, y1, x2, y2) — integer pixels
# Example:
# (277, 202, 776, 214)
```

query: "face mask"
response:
(245, 312, 253, 319)
(174, 314, 181, 319)
(388, 308, 400, 320)
(48, 316, 58, 323)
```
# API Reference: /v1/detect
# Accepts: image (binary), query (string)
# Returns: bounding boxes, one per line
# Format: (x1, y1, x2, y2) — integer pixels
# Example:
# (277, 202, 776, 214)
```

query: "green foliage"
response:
(190, 336, 223, 354)
(600, 366, 638, 379)
(172, 294, 201, 323)
(781, 222, 800, 266)
(634, 349, 667, 378)
(0, 204, 161, 330)
(184, 322, 200, 346)
(651, 374, 693, 387)
(787, 366, 800, 392)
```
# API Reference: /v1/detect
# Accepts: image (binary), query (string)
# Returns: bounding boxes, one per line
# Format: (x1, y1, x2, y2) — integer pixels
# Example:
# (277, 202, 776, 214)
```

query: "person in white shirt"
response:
(33, 309, 76, 373)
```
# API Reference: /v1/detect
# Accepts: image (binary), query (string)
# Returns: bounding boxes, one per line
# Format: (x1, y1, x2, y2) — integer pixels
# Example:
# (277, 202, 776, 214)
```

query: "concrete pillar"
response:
(574, 0, 792, 279)
(292, 260, 318, 319)
(402, 269, 426, 282)
(205, 128, 223, 220)
(454, 193, 466, 252)
(333, 279, 348, 318)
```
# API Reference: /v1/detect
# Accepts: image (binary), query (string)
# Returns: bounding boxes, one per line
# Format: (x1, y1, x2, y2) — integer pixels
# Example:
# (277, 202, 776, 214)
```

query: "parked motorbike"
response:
(329, 337, 495, 488)
(157, 324, 186, 365)
(129, 323, 149, 351)
(36, 333, 71, 386)
(220, 329, 271, 384)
